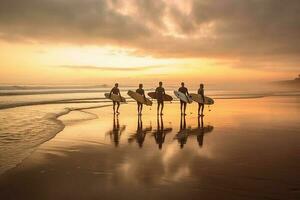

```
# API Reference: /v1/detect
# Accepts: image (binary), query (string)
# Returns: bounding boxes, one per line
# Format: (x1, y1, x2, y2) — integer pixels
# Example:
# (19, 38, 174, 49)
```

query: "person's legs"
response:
(180, 101, 183, 114)
(140, 104, 143, 114)
(137, 103, 140, 114)
(198, 103, 200, 115)
(157, 102, 160, 115)
(201, 103, 204, 115)
(113, 101, 116, 114)
(160, 101, 164, 115)
(116, 102, 120, 114)
(183, 102, 187, 115)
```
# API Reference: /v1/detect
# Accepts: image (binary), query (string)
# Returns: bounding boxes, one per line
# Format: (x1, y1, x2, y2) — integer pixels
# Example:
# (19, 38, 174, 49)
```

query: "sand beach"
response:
(0, 96, 299, 200)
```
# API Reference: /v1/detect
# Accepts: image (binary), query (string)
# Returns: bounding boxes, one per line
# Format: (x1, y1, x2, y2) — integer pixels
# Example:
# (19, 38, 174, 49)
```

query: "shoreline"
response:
(0, 104, 113, 175)
(1, 92, 300, 110)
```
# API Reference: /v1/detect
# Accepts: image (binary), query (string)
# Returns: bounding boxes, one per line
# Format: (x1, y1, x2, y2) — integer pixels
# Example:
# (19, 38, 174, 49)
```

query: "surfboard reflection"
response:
(106, 115, 126, 147)
(174, 115, 214, 149)
(152, 115, 172, 150)
(128, 115, 152, 148)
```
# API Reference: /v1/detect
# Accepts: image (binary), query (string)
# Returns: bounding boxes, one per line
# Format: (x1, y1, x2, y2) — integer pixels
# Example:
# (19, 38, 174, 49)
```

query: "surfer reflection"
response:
(174, 116, 214, 149)
(128, 115, 152, 148)
(106, 114, 126, 147)
(153, 115, 172, 150)
(197, 116, 205, 147)
(190, 116, 214, 148)
(174, 115, 190, 149)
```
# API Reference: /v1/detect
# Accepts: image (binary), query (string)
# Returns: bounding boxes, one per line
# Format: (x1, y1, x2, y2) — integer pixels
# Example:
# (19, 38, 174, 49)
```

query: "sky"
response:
(0, 0, 299, 86)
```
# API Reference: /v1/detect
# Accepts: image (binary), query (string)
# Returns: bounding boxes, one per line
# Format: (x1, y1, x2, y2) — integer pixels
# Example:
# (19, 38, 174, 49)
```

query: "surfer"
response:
(178, 82, 190, 115)
(198, 83, 205, 116)
(155, 81, 165, 115)
(109, 83, 121, 114)
(136, 84, 145, 115)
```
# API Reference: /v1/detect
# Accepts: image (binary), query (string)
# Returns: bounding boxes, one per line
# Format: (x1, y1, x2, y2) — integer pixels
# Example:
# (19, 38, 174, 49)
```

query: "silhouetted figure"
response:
(109, 83, 121, 114)
(128, 115, 152, 148)
(107, 114, 126, 147)
(153, 115, 172, 150)
(198, 83, 205, 116)
(175, 115, 189, 149)
(136, 83, 146, 115)
(178, 82, 190, 115)
(155, 81, 165, 115)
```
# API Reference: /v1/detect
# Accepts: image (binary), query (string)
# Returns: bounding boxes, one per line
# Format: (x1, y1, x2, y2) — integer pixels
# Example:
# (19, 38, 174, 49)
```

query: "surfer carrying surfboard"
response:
(198, 83, 205, 116)
(178, 82, 190, 115)
(136, 84, 146, 115)
(109, 83, 121, 114)
(155, 81, 165, 115)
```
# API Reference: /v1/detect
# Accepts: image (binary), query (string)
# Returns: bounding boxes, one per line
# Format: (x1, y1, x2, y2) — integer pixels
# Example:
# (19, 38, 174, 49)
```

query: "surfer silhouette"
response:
(178, 82, 190, 115)
(155, 81, 165, 115)
(198, 83, 205, 116)
(109, 83, 121, 114)
(136, 84, 145, 115)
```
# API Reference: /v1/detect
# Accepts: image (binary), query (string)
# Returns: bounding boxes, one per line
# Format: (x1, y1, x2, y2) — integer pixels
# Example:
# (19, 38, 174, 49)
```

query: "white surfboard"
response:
(174, 91, 193, 103)
(104, 93, 126, 102)
(127, 90, 152, 106)
(189, 93, 214, 105)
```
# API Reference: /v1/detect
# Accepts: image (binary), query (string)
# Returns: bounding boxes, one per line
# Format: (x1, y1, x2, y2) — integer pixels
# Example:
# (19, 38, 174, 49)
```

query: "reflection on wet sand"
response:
(106, 114, 126, 147)
(128, 115, 152, 148)
(109, 113, 214, 149)
(152, 115, 172, 150)
(190, 116, 214, 148)
(174, 115, 189, 148)
(174, 115, 214, 148)
(1, 100, 299, 200)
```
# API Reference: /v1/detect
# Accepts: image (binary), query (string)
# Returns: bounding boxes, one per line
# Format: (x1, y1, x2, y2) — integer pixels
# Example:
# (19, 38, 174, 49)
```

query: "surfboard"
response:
(127, 90, 152, 106)
(147, 92, 173, 101)
(104, 93, 126, 102)
(174, 91, 193, 103)
(189, 93, 214, 105)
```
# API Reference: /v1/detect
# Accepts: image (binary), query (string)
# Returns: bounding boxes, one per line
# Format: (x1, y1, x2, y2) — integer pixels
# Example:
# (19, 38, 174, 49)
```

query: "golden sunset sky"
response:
(0, 0, 299, 86)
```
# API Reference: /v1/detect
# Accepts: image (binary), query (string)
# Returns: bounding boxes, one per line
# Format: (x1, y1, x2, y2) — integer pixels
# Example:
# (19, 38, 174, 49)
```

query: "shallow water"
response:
(1, 97, 299, 200)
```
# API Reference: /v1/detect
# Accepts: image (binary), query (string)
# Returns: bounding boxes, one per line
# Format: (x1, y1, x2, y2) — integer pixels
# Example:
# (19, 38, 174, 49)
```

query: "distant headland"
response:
(272, 74, 300, 88)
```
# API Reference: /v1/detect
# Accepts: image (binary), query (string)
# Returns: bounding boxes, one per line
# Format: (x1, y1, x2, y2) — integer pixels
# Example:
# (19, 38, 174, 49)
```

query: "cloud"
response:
(0, 0, 151, 43)
(59, 64, 166, 71)
(0, 0, 299, 69)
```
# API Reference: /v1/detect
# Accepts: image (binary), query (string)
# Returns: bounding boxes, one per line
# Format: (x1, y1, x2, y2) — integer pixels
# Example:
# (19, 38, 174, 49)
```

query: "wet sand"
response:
(0, 97, 299, 200)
